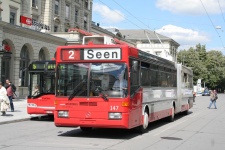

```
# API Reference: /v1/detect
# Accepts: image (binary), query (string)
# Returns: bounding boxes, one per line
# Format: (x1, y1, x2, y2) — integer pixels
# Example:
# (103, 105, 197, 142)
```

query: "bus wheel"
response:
(80, 127, 93, 132)
(137, 111, 149, 133)
(168, 106, 175, 122)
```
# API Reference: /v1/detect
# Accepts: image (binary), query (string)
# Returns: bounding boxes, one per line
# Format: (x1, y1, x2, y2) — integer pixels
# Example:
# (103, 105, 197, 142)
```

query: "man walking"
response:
(5, 79, 15, 112)
(208, 90, 217, 109)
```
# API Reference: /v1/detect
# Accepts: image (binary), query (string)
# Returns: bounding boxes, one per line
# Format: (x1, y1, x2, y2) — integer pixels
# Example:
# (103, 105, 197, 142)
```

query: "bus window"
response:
(56, 63, 128, 98)
(28, 72, 55, 97)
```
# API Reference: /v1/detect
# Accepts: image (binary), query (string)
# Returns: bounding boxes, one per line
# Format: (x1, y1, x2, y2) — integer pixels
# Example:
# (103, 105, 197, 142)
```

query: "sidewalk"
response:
(0, 99, 43, 125)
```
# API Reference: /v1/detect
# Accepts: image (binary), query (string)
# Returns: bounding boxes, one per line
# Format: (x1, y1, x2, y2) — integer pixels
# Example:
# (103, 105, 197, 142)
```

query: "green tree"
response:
(177, 45, 207, 85)
(178, 44, 225, 91)
(205, 50, 225, 88)
(196, 43, 207, 62)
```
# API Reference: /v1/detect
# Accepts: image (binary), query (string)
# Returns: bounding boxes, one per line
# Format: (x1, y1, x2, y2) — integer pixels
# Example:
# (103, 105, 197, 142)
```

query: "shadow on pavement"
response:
(57, 111, 193, 139)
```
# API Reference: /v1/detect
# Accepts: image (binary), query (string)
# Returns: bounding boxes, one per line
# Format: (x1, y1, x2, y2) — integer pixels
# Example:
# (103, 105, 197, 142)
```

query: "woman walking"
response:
(0, 82, 10, 116)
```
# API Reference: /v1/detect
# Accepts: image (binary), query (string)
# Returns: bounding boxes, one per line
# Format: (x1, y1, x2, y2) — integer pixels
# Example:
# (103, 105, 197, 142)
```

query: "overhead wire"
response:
(95, 0, 225, 50)
(199, 0, 225, 49)
(217, 0, 225, 24)
(111, 0, 150, 29)
(96, 0, 144, 30)
(96, 0, 168, 52)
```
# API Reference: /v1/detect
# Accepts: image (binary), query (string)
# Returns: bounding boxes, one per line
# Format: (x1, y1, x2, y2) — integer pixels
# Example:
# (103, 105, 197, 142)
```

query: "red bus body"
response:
(27, 94, 55, 114)
(54, 42, 193, 131)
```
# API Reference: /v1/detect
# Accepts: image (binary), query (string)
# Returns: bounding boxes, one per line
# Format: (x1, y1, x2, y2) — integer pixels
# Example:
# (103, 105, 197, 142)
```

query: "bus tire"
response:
(80, 127, 93, 132)
(168, 106, 175, 122)
(137, 111, 149, 133)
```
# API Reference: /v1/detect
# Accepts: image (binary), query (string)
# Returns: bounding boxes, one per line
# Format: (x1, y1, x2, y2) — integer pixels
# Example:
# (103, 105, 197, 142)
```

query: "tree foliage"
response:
(177, 44, 225, 90)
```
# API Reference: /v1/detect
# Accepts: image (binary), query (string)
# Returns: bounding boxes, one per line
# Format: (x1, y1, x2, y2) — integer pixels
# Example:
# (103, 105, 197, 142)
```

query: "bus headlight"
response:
(109, 112, 122, 120)
(58, 111, 69, 118)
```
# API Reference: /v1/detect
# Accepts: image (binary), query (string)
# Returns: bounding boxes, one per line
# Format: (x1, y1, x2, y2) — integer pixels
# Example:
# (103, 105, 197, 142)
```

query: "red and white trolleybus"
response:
(54, 36, 193, 132)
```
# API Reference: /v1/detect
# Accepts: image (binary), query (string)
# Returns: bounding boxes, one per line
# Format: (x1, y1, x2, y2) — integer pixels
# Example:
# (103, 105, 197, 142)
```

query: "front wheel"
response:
(136, 111, 149, 133)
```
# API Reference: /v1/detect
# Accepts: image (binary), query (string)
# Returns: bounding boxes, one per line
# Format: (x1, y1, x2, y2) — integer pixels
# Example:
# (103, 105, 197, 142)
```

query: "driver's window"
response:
(30, 74, 40, 96)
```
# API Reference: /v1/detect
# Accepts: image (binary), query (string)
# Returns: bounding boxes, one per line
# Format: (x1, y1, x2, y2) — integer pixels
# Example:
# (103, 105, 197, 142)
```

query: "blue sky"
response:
(92, 0, 225, 53)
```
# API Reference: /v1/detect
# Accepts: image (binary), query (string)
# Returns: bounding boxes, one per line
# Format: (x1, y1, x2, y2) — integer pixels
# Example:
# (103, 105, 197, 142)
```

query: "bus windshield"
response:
(28, 72, 55, 97)
(56, 63, 128, 98)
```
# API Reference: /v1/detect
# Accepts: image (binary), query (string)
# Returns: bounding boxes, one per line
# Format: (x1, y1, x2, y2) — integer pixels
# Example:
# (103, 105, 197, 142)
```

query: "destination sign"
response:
(83, 48, 121, 60)
(61, 48, 121, 61)
(30, 63, 56, 70)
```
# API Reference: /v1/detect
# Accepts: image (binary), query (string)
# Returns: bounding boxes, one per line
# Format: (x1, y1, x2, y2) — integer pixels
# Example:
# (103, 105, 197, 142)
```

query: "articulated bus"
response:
(27, 60, 56, 115)
(54, 38, 193, 132)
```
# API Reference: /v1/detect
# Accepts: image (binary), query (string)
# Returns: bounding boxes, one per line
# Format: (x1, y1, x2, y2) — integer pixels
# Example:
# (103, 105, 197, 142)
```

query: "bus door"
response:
(129, 59, 142, 127)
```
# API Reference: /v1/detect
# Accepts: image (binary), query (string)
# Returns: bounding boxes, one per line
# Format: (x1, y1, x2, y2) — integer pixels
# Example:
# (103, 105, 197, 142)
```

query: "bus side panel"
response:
(27, 94, 55, 115)
(142, 87, 176, 122)
(149, 108, 173, 122)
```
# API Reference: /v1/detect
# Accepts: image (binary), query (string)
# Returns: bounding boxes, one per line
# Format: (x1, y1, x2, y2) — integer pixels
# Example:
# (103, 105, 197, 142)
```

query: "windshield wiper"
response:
(99, 93, 108, 101)
(94, 86, 108, 101)
(68, 80, 86, 100)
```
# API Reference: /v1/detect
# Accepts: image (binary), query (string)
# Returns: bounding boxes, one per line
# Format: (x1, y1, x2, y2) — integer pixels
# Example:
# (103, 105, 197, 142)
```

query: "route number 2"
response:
(68, 50, 74, 59)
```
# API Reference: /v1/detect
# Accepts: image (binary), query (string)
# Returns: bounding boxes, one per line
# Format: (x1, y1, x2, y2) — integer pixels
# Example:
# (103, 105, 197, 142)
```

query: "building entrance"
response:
(1, 54, 11, 85)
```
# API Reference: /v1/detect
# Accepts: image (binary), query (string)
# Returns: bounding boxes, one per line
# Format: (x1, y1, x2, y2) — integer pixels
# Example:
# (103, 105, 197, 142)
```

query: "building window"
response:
(65, 28, 68, 32)
(84, 14, 87, 30)
(20, 45, 30, 87)
(55, 0, 59, 15)
(39, 49, 46, 60)
(10, 12, 16, 24)
(65, 4, 70, 19)
(32, 0, 38, 8)
(54, 25, 58, 32)
(9, 7, 18, 24)
(85, 0, 88, 9)
(75, 9, 79, 22)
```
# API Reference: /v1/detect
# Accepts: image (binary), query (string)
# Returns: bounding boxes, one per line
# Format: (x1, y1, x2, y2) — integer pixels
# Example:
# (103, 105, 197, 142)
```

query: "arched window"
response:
(1, 40, 11, 85)
(19, 45, 30, 86)
(39, 48, 46, 60)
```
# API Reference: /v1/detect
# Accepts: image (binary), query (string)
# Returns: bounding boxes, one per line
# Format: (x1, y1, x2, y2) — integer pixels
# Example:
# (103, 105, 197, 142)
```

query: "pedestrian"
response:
(208, 90, 217, 109)
(0, 82, 10, 116)
(5, 79, 15, 112)
(193, 91, 196, 103)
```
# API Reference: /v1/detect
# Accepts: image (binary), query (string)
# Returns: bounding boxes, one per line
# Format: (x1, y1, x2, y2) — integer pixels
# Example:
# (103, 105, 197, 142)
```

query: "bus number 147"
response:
(110, 106, 119, 111)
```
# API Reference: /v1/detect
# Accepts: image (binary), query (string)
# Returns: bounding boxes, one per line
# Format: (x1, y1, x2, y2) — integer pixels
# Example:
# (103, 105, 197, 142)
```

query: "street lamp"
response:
(216, 26, 221, 29)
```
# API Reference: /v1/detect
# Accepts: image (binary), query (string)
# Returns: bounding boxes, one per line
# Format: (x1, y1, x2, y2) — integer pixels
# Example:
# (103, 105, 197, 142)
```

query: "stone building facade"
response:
(0, 0, 92, 98)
